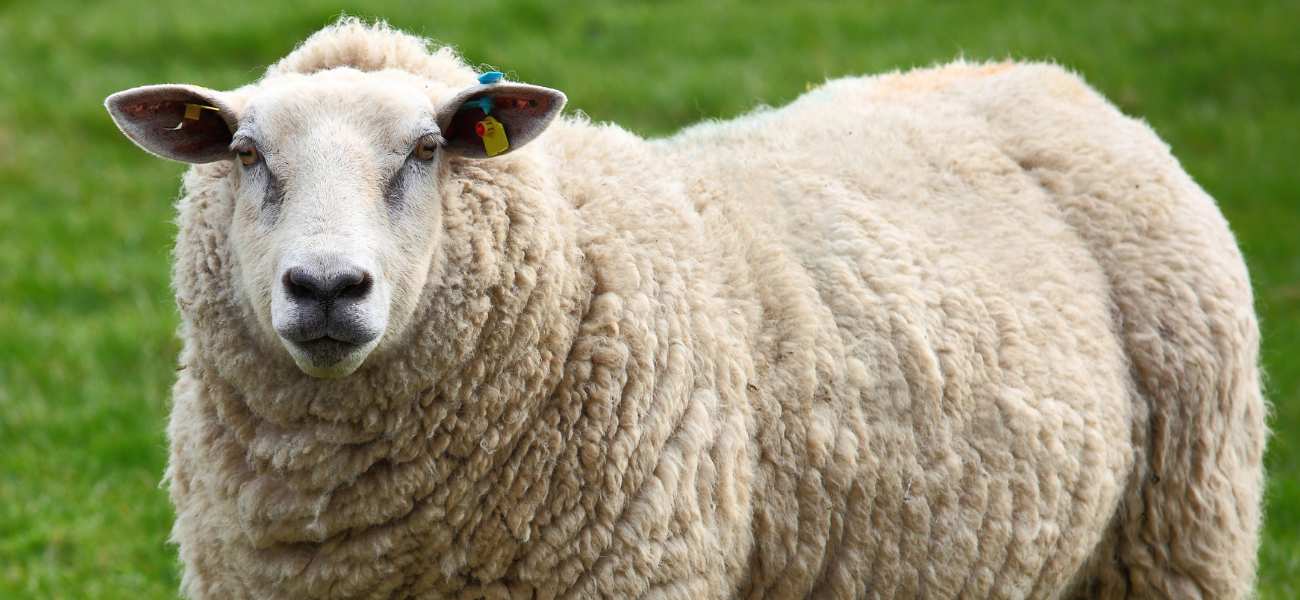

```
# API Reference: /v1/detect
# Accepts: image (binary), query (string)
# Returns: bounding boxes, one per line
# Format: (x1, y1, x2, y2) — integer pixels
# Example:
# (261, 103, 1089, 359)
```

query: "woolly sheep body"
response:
(156, 22, 1264, 600)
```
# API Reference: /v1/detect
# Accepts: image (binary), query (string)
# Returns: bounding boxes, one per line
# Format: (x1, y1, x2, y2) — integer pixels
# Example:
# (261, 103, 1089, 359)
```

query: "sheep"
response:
(104, 18, 1266, 600)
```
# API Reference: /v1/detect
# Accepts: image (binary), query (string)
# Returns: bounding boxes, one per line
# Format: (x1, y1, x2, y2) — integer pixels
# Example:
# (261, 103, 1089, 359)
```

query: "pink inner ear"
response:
(127, 99, 231, 155)
(446, 97, 535, 145)
(441, 92, 558, 157)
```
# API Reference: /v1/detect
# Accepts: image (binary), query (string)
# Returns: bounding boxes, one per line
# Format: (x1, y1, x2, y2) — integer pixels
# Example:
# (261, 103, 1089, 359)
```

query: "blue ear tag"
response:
(457, 72, 505, 115)
(460, 97, 495, 115)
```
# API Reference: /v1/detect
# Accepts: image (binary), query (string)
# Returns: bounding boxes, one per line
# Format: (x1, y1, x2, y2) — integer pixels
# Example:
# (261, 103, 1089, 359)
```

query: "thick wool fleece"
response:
(164, 21, 1265, 600)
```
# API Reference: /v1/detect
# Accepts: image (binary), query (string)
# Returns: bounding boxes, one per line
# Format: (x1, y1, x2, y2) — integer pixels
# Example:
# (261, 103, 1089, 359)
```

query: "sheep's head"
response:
(105, 69, 566, 378)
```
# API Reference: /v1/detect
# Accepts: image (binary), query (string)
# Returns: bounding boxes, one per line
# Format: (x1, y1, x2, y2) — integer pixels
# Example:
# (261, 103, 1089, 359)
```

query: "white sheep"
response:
(105, 19, 1265, 600)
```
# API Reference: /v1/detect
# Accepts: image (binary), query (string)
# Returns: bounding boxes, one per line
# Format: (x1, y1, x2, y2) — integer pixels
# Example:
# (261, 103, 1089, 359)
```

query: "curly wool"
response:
(164, 19, 1265, 600)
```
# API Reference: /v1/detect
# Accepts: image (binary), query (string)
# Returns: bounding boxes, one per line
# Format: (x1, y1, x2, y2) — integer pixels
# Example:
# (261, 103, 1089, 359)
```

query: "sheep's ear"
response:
(435, 82, 566, 158)
(105, 84, 240, 164)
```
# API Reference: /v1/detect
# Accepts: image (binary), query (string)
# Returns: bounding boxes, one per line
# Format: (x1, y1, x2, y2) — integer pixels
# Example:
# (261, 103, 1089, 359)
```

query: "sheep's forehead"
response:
(245, 71, 440, 151)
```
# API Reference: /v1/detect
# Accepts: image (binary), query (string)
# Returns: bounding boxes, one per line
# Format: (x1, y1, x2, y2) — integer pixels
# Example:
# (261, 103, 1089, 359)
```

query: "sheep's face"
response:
(229, 73, 438, 377)
(106, 69, 566, 377)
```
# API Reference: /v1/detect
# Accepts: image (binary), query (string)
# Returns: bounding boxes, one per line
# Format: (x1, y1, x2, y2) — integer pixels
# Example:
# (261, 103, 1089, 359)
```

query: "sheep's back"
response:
(664, 62, 1140, 598)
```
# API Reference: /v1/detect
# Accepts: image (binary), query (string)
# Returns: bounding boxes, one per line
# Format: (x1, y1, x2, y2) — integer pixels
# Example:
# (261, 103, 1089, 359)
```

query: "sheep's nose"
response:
(275, 263, 381, 348)
(283, 266, 373, 303)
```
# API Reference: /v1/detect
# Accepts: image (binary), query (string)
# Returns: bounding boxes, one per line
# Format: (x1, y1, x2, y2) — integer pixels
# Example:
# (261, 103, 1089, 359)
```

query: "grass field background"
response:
(1, 1, 1295, 598)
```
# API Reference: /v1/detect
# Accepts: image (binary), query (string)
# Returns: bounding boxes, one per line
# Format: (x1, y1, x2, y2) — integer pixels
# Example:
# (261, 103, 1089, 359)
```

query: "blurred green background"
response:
(0, 0, 1295, 598)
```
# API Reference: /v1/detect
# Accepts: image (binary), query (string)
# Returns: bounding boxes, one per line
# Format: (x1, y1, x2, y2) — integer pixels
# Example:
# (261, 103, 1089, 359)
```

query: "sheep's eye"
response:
(412, 139, 437, 161)
(237, 147, 259, 166)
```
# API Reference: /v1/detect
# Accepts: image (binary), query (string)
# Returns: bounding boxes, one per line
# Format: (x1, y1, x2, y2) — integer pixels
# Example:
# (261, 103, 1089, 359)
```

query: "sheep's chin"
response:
(281, 337, 378, 378)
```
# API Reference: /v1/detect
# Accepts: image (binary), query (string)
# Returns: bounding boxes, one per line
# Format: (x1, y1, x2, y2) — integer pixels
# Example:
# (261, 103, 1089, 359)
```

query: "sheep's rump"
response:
(165, 54, 1263, 600)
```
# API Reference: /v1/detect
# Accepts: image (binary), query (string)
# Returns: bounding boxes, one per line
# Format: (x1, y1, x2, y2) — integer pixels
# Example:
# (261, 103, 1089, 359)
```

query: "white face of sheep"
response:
(105, 70, 566, 377)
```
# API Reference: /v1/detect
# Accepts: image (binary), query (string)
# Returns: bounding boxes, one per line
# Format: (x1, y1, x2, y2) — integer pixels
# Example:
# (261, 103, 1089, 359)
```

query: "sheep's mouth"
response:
(290, 337, 362, 367)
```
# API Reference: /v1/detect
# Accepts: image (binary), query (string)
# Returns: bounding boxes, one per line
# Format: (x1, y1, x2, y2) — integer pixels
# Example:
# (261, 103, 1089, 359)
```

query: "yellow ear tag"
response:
(475, 116, 509, 157)
(168, 104, 221, 130)
(184, 103, 219, 119)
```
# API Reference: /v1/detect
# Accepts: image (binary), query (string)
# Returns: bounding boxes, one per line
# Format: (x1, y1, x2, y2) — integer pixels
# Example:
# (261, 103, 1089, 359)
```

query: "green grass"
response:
(1, 0, 1295, 598)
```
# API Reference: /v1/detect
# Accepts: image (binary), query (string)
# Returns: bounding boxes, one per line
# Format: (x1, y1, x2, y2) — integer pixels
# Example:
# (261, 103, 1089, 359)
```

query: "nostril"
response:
(283, 267, 372, 301)
(285, 268, 324, 300)
(337, 272, 373, 300)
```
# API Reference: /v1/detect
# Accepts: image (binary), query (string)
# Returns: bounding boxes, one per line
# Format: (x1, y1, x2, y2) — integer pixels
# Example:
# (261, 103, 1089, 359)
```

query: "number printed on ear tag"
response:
(475, 116, 509, 157)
